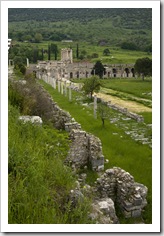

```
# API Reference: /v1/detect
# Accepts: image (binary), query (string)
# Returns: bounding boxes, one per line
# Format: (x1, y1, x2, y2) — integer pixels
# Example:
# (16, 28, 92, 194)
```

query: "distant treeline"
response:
(8, 8, 152, 30)
(8, 8, 152, 51)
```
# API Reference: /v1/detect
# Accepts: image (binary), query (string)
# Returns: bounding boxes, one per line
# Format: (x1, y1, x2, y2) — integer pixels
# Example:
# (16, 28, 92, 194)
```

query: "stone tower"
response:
(61, 48, 73, 64)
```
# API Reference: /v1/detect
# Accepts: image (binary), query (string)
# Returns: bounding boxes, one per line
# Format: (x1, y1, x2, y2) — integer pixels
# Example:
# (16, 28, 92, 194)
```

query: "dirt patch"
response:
(96, 92, 152, 113)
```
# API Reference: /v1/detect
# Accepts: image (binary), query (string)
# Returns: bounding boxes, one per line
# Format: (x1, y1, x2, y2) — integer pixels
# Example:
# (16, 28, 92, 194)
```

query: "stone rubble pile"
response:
(69, 179, 118, 224)
(95, 167, 148, 218)
(90, 198, 119, 224)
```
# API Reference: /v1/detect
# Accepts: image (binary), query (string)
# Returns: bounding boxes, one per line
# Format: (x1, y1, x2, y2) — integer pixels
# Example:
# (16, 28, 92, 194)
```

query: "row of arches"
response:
(111, 68, 135, 77)
(69, 68, 135, 79)
(70, 71, 89, 79)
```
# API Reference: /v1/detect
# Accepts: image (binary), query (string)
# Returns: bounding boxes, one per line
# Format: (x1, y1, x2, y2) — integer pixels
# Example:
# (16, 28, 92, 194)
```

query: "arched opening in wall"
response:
(131, 68, 135, 77)
(86, 71, 89, 78)
(125, 68, 129, 77)
(76, 71, 79, 79)
(70, 72, 73, 79)
(108, 72, 110, 78)
(113, 68, 117, 77)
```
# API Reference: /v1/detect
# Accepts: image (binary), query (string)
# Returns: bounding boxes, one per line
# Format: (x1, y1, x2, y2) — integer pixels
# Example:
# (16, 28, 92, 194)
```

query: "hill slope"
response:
(8, 8, 152, 50)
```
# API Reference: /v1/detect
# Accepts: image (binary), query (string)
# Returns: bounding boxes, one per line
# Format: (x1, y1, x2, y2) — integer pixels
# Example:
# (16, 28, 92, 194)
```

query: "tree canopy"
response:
(97, 102, 110, 127)
(134, 57, 152, 79)
(91, 61, 106, 79)
(103, 48, 110, 56)
(8, 9, 152, 51)
(82, 76, 101, 100)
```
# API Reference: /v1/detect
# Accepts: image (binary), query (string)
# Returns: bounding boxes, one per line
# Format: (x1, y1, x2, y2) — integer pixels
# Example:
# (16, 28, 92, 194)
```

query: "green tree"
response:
(134, 57, 152, 80)
(103, 48, 110, 56)
(76, 43, 79, 59)
(121, 41, 139, 50)
(48, 45, 51, 60)
(97, 102, 110, 127)
(51, 43, 58, 60)
(34, 33, 43, 43)
(91, 61, 106, 79)
(91, 53, 99, 58)
(22, 34, 32, 42)
(82, 76, 101, 100)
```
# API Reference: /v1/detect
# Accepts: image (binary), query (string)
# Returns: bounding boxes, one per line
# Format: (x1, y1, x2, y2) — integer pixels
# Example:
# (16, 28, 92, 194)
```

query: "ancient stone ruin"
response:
(9, 68, 148, 222)
(95, 167, 148, 218)
(65, 128, 104, 172)
(35, 48, 136, 80)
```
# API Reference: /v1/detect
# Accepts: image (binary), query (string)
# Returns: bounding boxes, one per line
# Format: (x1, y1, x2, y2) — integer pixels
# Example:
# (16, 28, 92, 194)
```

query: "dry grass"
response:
(95, 92, 152, 113)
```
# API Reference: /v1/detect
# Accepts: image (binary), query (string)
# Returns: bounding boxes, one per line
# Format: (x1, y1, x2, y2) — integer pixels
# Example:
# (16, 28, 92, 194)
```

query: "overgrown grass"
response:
(39, 80, 152, 224)
(8, 103, 93, 224)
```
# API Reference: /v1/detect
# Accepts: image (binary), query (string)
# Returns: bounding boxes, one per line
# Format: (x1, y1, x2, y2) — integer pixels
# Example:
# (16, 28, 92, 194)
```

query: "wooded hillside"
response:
(8, 8, 152, 50)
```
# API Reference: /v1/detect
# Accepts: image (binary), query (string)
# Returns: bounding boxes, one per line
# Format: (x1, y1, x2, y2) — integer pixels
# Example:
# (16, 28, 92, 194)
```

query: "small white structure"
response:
(18, 116, 43, 125)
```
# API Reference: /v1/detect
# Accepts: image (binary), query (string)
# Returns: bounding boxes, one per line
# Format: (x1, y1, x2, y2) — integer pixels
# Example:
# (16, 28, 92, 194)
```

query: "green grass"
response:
(72, 78, 152, 100)
(101, 78, 152, 99)
(16, 40, 152, 64)
(8, 103, 93, 224)
(39, 80, 152, 224)
(72, 78, 152, 108)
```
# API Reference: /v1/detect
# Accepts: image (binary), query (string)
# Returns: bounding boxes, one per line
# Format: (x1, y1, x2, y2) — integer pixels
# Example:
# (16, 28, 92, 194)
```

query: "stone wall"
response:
(106, 101, 144, 122)
(65, 128, 104, 171)
(30, 83, 105, 171)
(95, 167, 148, 218)
(36, 58, 136, 79)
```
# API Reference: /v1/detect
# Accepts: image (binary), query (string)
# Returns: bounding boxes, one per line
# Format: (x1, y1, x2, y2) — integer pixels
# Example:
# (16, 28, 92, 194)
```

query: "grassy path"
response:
(96, 88, 152, 113)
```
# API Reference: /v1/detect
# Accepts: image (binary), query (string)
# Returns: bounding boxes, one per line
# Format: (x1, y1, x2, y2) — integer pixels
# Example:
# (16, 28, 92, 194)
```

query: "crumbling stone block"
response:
(95, 167, 148, 219)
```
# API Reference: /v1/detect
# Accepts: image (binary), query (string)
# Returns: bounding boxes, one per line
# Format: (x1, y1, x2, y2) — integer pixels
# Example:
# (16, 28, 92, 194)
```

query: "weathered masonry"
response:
(95, 167, 148, 218)
(36, 48, 136, 80)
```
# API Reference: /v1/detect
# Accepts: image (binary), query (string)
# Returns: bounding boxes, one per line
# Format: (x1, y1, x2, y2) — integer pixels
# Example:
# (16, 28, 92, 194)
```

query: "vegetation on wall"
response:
(8, 78, 94, 224)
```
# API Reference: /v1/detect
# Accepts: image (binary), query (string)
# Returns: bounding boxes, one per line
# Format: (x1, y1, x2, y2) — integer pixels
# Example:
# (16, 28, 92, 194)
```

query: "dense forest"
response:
(8, 8, 152, 51)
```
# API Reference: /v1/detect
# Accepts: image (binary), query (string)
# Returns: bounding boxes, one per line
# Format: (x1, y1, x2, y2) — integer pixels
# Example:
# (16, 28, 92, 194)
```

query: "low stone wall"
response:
(107, 101, 144, 122)
(65, 128, 104, 171)
(88, 134, 104, 171)
(37, 85, 73, 129)
(95, 167, 148, 218)
(65, 122, 81, 132)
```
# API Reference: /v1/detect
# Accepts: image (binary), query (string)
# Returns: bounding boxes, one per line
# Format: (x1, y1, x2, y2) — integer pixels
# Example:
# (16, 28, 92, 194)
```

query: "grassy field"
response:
(72, 78, 152, 110)
(72, 77, 152, 99)
(101, 78, 152, 98)
(39, 80, 152, 224)
(16, 41, 152, 64)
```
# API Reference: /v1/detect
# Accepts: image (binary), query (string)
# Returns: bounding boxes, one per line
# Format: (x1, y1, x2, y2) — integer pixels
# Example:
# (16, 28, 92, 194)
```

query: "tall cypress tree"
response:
(76, 43, 79, 59)
(33, 48, 38, 63)
(51, 43, 58, 60)
(48, 45, 51, 61)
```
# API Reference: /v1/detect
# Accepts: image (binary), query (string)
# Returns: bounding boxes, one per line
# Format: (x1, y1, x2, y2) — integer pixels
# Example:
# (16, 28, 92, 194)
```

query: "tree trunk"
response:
(102, 118, 105, 126)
